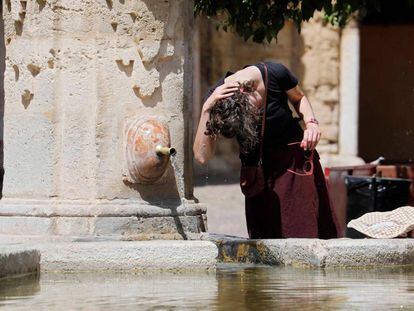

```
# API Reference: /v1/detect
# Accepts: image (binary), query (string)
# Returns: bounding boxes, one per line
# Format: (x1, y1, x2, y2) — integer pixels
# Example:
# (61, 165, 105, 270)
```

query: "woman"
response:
(193, 61, 340, 239)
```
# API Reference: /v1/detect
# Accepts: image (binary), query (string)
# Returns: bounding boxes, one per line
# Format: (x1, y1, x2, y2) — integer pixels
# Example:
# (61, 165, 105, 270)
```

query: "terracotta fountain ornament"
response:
(123, 115, 175, 184)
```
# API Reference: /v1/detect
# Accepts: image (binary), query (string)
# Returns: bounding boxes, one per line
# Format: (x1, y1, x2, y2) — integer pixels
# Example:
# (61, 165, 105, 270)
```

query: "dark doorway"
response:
(359, 10, 414, 162)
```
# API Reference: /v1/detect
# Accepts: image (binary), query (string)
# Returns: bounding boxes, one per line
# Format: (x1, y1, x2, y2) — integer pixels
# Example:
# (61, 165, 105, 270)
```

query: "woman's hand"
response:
(203, 82, 239, 112)
(194, 82, 239, 165)
(301, 122, 321, 151)
(286, 86, 321, 151)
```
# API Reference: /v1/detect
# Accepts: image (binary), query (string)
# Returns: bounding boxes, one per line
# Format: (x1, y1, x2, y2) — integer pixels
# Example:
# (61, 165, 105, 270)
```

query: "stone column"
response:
(0, 0, 205, 239)
(338, 20, 364, 164)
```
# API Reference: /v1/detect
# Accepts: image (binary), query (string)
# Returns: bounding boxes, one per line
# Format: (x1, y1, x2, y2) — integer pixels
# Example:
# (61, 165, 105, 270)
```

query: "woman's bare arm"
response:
(193, 82, 239, 164)
(193, 99, 216, 165)
(286, 86, 321, 151)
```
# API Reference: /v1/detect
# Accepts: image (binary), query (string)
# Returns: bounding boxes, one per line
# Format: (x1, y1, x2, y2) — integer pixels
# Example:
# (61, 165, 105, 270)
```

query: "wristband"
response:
(306, 117, 319, 125)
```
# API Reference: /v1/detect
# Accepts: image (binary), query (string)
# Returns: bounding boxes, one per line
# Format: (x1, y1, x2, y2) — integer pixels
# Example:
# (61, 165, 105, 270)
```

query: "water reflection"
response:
(0, 274, 40, 307)
(1, 265, 414, 310)
(0, 271, 218, 310)
(216, 266, 344, 310)
(216, 265, 414, 310)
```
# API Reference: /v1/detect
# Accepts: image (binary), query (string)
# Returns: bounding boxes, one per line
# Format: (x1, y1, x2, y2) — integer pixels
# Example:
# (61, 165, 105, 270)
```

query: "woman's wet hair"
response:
(205, 80, 260, 154)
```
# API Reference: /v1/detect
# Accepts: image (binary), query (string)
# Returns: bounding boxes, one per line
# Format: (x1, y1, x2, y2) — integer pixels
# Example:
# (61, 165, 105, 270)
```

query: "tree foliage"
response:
(194, 0, 414, 43)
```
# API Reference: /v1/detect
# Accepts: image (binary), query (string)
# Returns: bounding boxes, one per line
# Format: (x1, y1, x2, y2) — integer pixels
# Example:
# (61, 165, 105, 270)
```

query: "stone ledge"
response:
(0, 245, 41, 278)
(204, 234, 414, 268)
(35, 241, 217, 271)
(0, 215, 207, 239)
(0, 198, 206, 217)
(319, 154, 365, 169)
(2, 235, 413, 273)
(0, 236, 217, 272)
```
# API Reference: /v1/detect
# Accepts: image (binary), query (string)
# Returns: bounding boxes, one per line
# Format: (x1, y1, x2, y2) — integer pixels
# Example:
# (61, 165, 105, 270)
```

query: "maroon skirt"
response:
(244, 143, 341, 239)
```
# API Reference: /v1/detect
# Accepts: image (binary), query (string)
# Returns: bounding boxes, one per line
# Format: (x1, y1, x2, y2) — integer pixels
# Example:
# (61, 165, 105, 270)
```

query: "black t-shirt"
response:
(204, 61, 304, 163)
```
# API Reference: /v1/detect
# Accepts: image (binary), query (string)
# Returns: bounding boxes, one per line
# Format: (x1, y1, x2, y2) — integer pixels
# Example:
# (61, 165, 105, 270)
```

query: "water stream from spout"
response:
(169, 155, 185, 199)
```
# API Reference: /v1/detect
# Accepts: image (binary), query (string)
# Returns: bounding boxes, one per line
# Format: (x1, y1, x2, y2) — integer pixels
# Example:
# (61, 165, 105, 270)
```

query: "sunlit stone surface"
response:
(0, 0, 205, 239)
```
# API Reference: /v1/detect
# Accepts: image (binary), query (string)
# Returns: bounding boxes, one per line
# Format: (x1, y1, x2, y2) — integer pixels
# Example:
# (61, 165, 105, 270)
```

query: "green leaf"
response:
(194, 0, 409, 44)
(253, 27, 266, 43)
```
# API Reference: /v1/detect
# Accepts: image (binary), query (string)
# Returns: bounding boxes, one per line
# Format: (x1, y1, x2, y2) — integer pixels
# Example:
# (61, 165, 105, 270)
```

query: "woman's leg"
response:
(245, 189, 282, 239)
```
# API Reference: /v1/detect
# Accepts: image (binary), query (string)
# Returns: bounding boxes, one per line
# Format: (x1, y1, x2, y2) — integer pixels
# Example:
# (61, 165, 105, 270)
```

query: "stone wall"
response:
(296, 15, 340, 155)
(0, 0, 205, 239)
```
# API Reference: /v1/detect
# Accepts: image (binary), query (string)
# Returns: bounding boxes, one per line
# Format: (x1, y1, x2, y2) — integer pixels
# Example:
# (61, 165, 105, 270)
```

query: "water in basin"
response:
(1, 264, 413, 310)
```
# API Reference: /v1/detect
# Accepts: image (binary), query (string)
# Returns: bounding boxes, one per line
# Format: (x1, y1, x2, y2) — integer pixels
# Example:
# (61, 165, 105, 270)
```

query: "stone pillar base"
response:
(319, 154, 366, 169)
(0, 199, 207, 240)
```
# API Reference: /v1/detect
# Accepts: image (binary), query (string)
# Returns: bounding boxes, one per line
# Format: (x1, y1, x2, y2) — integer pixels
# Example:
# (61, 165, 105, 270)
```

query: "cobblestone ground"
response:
(194, 183, 248, 238)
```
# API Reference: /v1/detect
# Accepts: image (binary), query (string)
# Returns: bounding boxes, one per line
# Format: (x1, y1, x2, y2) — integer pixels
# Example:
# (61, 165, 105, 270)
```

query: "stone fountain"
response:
(0, 0, 206, 239)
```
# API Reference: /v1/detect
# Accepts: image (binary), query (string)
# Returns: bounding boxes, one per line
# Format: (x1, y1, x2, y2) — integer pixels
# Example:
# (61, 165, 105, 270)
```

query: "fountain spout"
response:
(156, 145, 176, 156)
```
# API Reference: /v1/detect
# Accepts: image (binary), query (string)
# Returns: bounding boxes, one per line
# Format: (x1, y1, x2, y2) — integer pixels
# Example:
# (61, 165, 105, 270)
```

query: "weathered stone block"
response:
(0, 214, 206, 240)
(0, 216, 53, 235)
(38, 241, 217, 271)
(206, 235, 414, 268)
